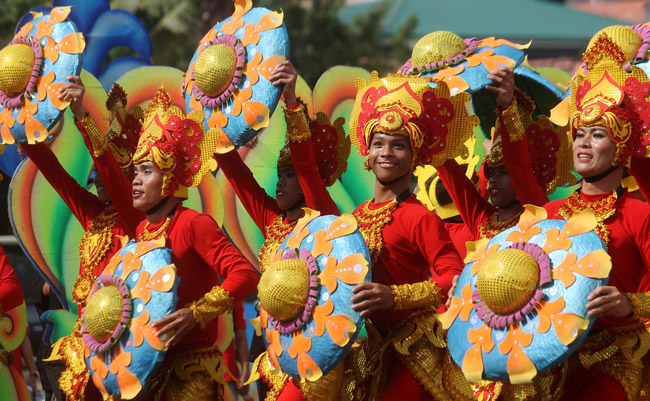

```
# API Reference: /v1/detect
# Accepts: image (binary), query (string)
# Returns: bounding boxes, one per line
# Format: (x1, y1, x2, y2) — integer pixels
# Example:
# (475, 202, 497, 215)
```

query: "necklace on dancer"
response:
(558, 190, 618, 245)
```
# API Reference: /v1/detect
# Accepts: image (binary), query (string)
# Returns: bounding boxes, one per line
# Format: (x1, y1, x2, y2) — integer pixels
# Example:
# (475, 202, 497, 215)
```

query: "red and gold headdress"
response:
(133, 87, 217, 198)
(105, 83, 143, 173)
(581, 25, 650, 73)
(569, 59, 650, 166)
(487, 91, 575, 194)
(349, 72, 478, 169)
(277, 112, 350, 186)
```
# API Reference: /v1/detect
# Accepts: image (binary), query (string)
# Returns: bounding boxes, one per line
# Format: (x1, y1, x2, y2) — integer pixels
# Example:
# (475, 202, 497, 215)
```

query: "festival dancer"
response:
(20, 79, 142, 401)
(214, 61, 349, 401)
(541, 58, 650, 401)
(343, 72, 475, 401)
(129, 87, 258, 400)
(436, 67, 573, 241)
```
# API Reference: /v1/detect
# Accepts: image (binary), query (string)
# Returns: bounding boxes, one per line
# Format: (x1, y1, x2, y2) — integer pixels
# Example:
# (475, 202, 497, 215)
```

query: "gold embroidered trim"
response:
(500, 98, 526, 143)
(558, 191, 617, 245)
(248, 351, 289, 401)
(75, 211, 119, 304)
(353, 200, 399, 265)
(627, 292, 650, 320)
(477, 211, 521, 240)
(284, 101, 312, 143)
(259, 215, 296, 273)
(137, 217, 171, 242)
(78, 113, 108, 157)
(391, 280, 442, 310)
(188, 285, 234, 328)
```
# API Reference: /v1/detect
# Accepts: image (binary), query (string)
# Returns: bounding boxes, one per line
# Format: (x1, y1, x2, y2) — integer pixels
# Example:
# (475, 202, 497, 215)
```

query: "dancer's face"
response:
(275, 165, 304, 211)
(132, 161, 164, 211)
(485, 165, 517, 208)
(368, 133, 413, 183)
(573, 126, 617, 177)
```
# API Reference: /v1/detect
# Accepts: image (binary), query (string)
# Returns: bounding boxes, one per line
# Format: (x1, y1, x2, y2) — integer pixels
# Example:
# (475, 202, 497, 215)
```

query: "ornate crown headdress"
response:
(103, 83, 143, 174)
(133, 87, 217, 198)
(349, 72, 478, 169)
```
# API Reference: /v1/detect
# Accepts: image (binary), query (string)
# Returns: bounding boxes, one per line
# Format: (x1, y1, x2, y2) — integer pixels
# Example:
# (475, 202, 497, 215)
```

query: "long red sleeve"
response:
(436, 159, 493, 239)
(76, 120, 144, 231)
(289, 138, 339, 215)
(189, 213, 260, 303)
(21, 143, 103, 230)
(0, 245, 24, 312)
(500, 113, 548, 207)
(215, 150, 282, 233)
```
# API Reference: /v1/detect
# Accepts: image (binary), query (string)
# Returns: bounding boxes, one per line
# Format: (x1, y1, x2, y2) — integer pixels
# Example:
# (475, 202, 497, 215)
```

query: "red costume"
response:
(20, 83, 143, 401)
(215, 101, 349, 401)
(345, 72, 473, 400)
(130, 88, 259, 400)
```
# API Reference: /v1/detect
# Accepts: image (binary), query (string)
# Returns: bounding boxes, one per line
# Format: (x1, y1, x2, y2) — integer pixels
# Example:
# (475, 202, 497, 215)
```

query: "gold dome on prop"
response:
(411, 31, 466, 68)
(258, 259, 311, 321)
(84, 285, 124, 343)
(0, 44, 35, 96)
(476, 248, 539, 315)
(194, 44, 237, 97)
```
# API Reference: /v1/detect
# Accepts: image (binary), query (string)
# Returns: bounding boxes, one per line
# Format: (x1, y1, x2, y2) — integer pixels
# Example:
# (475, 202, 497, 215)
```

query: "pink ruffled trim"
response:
(472, 242, 552, 330)
(191, 33, 246, 108)
(82, 274, 133, 354)
(267, 248, 321, 335)
(399, 37, 479, 75)
(0, 35, 44, 109)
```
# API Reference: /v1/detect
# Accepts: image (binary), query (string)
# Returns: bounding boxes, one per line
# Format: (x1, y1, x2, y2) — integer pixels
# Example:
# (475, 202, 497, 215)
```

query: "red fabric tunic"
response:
(444, 221, 473, 260)
(629, 156, 650, 202)
(21, 143, 134, 311)
(135, 206, 258, 353)
(544, 191, 650, 327)
(354, 196, 464, 334)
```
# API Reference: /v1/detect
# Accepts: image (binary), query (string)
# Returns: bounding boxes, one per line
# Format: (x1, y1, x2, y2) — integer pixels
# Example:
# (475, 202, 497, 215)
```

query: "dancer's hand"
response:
(586, 286, 633, 318)
(58, 75, 86, 119)
(446, 275, 460, 307)
(270, 60, 298, 107)
(152, 308, 197, 348)
(486, 67, 514, 109)
(351, 282, 395, 317)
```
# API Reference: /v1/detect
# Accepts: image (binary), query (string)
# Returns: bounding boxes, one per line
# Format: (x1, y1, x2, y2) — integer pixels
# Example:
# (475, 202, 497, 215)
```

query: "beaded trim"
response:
(558, 191, 617, 245)
(353, 199, 399, 265)
(74, 211, 119, 304)
(258, 215, 296, 273)
(477, 211, 521, 239)
(188, 285, 234, 328)
(391, 280, 442, 310)
(399, 37, 480, 75)
(284, 101, 312, 143)
(137, 217, 171, 242)
(627, 292, 650, 320)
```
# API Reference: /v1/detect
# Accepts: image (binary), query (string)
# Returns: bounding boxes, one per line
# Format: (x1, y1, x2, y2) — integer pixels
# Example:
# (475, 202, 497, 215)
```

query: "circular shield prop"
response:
(399, 31, 563, 137)
(0, 6, 85, 145)
(183, 0, 289, 149)
(259, 210, 370, 382)
(437, 205, 611, 385)
(82, 240, 179, 400)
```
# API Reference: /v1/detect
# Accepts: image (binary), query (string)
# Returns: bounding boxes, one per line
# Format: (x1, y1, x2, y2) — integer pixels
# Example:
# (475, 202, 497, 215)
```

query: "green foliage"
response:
(0, 0, 49, 43)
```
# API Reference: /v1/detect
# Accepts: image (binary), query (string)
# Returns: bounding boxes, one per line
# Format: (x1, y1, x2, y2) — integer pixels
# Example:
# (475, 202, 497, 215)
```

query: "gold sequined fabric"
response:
(0, 44, 35, 96)
(78, 113, 108, 157)
(45, 320, 90, 401)
(259, 216, 296, 273)
(628, 292, 650, 320)
(152, 345, 228, 401)
(284, 102, 312, 143)
(299, 362, 345, 401)
(391, 280, 442, 310)
(477, 211, 521, 239)
(558, 190, 617, 245)
(577, 322, 650, 401)
(188, 285, 233, 328)
(441, 351, 567, 401)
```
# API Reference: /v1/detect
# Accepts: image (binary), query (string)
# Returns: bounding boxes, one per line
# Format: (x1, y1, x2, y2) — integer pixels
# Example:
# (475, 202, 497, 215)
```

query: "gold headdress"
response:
(569, 59, 650, 166)
(133, 87, 217, 198)
(104, 83, 143, 173)
(349, 71, 478, 169)
(277, 109, 350, 187)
